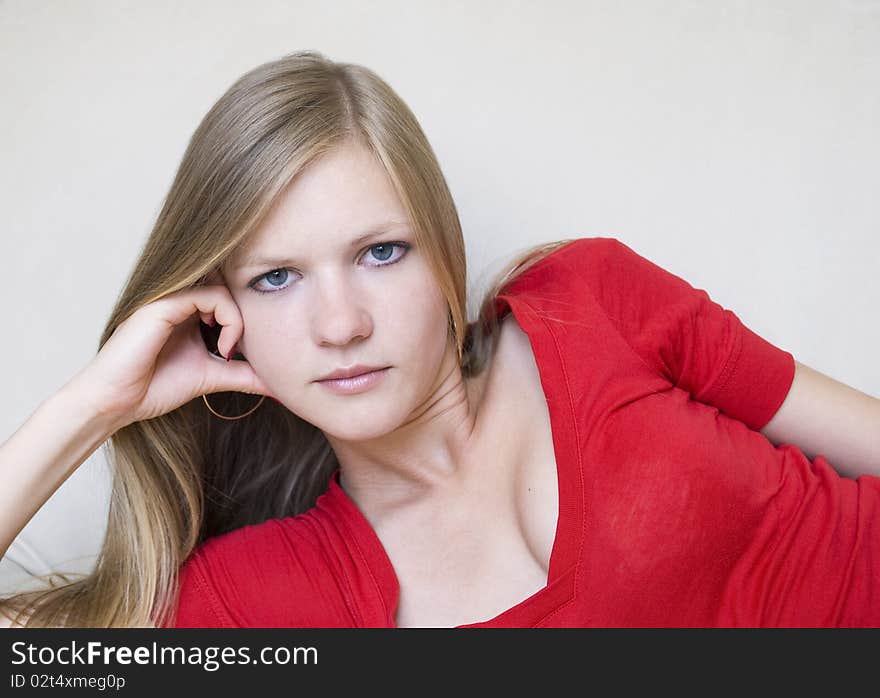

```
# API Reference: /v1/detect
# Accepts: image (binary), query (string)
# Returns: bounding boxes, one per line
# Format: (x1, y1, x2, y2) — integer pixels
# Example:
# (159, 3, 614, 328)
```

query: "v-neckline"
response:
(324, 253, 584, 627)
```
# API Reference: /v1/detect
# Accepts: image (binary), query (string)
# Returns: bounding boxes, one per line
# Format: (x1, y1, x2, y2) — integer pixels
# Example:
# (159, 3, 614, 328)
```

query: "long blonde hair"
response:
(0, 50, 574, 627)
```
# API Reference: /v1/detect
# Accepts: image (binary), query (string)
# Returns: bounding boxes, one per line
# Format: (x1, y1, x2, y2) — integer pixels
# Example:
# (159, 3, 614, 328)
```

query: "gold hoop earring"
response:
(202, 393, 266, 420)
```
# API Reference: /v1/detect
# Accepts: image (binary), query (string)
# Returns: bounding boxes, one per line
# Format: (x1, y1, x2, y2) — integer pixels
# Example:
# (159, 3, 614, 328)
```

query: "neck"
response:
(328, 342, 494, 517)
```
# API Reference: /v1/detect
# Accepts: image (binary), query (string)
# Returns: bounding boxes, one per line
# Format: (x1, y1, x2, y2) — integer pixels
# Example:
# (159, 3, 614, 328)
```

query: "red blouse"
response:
(167, 237, 880, 627)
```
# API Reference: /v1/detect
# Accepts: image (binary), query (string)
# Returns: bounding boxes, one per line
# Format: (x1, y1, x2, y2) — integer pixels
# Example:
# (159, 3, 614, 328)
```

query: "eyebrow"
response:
(232, 222, 410, 271)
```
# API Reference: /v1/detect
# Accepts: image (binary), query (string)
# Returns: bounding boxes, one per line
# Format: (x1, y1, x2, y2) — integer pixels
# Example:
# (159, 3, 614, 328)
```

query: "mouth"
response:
(314, 367, 391, 394)
(314, 364, 390, 382)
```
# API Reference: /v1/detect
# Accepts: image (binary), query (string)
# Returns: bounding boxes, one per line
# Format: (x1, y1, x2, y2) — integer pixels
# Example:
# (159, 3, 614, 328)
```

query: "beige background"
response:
(1, 0, 878, 592)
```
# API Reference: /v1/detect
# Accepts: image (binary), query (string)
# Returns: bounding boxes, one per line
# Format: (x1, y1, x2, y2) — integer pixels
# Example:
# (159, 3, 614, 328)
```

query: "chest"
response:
(390, 314, 561, 627)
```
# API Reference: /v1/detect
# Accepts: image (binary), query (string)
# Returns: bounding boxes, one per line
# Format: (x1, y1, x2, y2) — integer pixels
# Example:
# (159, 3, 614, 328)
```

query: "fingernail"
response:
(208, 317, 216, 327)
(226, 342, 238, 362)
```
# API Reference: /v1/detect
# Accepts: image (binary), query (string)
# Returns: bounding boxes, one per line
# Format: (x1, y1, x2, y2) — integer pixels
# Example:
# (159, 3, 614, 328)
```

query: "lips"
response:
(315, 364, 387, 382)
(315, 366, 391, 396)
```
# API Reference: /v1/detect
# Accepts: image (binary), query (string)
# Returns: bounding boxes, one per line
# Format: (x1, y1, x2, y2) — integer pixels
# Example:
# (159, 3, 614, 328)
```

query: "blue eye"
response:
(248, 241, 411, 295)
(257, 269, 291, 292)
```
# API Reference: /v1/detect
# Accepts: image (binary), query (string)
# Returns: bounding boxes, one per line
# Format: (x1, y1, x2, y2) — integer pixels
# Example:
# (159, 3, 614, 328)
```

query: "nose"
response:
(310, 272, 373, 348)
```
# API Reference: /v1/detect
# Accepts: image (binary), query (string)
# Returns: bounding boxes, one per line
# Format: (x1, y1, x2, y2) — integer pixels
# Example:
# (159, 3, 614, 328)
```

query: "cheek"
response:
(239, 311, 306, 370)
(388, 275, 449, 341)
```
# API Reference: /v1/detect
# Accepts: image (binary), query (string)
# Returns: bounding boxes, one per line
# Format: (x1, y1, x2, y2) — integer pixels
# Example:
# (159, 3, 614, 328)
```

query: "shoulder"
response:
(496, 312, 542, 389)
(541, 235, 653, 275)
(174, 513, 358, 627)
(501, 236, 631, 301)
(550, 236, 699, 315)
(546, 236, 626, 266)
(172, 520, 288, 627)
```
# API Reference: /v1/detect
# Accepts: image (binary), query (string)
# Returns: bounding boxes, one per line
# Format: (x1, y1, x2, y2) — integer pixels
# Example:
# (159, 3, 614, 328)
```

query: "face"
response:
(219, 142, 454, 441)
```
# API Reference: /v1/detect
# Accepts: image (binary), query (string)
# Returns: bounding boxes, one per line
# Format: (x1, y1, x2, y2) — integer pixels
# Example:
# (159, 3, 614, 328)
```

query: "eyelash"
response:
(247, 241, 411, 295)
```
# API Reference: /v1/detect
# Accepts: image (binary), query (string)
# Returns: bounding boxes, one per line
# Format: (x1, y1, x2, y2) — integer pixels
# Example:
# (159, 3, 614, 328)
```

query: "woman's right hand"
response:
(67, 282, 273, 430)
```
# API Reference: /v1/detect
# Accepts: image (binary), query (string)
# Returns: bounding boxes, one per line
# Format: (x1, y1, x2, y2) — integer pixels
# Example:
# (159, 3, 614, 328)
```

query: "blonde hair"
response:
(0, 50, 574, 627)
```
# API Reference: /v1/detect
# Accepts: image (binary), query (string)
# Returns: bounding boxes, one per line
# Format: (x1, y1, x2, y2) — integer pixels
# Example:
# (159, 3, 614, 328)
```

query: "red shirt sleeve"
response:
(566, 237, 796, 431)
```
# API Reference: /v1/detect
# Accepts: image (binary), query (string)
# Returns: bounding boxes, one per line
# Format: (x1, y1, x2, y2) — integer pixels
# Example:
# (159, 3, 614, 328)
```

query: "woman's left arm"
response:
(760, 360, 880, 479)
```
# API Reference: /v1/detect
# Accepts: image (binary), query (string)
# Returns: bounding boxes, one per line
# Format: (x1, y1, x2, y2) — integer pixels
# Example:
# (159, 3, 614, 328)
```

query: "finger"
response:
(203, 354, 274, 398)
(150, 287, 243, 360)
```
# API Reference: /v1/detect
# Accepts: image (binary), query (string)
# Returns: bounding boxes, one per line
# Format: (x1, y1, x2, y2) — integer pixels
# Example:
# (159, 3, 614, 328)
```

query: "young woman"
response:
(1, 51, 878, 628)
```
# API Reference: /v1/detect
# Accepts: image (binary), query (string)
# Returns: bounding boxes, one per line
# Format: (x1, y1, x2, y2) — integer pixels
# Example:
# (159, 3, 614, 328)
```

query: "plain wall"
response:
(1, 0, 878, 592)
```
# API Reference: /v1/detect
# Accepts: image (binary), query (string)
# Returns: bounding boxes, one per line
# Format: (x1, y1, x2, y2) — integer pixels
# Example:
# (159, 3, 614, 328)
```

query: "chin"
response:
(339, 401, 406, 433)
(326, 422, 394, 442)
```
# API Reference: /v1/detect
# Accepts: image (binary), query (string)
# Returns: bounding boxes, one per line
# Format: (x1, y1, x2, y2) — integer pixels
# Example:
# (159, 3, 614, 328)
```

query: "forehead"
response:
(229, 144, 411, 267)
